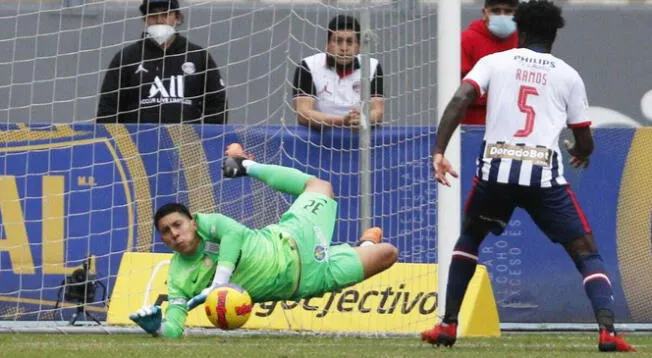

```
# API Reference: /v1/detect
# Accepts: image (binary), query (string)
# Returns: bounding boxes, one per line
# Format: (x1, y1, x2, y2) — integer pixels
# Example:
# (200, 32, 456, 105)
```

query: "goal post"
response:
(358, 0, 372, 233)
(435, 0, 461, 323)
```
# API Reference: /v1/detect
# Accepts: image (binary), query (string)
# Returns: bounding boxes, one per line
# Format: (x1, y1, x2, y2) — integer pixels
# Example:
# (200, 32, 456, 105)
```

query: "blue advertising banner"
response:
(0, 124, 650, 324)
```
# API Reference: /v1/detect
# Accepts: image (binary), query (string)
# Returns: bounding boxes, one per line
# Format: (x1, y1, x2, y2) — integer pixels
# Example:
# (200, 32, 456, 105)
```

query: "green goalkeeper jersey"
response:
(162, 213, 298, 338)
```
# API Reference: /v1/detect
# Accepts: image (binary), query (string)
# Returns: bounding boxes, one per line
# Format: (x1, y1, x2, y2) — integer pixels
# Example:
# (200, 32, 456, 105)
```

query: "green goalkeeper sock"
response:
(243, 161, 313, 196)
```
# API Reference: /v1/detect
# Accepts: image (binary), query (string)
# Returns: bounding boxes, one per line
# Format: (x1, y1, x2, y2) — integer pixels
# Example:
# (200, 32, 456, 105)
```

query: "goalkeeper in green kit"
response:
(130, 143, 399, 338)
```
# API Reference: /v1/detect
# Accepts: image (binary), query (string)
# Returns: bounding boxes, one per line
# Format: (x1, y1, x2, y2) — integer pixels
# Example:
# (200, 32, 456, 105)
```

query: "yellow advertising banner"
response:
(108, 253, 499, 336)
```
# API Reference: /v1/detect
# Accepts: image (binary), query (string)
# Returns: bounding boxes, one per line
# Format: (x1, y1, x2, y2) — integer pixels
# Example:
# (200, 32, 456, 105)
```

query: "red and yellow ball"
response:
(204, 284, 253, 330)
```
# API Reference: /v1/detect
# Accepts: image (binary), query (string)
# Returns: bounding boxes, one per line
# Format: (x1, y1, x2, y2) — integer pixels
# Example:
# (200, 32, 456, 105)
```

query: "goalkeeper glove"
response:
(129, 305, 163, 337)
(187, 285, 215, 311)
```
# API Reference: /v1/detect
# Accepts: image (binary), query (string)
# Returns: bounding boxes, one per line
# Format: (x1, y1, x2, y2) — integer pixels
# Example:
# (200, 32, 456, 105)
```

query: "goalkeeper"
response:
(130, 143, 399, 338)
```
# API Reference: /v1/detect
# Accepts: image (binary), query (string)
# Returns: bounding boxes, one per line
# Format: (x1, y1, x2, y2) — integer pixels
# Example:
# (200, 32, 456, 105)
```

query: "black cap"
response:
(485, 0, 519, 6)
(139, 0, 179, 15)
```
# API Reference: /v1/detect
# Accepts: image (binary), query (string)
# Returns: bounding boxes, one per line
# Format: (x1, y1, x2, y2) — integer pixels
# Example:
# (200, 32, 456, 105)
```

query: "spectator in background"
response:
(461, 0, 518, 125)
(293, 15, 383, 129)
(97, 0, 228, 124)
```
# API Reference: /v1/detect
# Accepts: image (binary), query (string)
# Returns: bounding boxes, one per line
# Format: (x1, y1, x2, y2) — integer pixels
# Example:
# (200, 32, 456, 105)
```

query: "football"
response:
(204, 284, 253, 330)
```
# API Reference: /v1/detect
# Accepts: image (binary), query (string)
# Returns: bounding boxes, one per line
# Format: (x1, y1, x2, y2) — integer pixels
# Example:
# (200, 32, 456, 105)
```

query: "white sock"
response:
(242, 159, 256, 170)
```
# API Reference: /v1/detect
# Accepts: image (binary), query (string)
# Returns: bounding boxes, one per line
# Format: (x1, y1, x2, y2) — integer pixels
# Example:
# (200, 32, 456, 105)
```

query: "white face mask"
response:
(487, 14, 516, 39)
(147, 24, 176, 46)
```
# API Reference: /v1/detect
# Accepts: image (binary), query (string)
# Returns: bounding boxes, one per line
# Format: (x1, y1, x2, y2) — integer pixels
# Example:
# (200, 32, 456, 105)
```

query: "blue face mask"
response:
(487, 14, 516, 39)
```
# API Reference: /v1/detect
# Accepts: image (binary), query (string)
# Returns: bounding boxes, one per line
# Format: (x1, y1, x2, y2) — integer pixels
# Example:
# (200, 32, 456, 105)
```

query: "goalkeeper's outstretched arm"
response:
(129, 299, 187, 339)
(161, 302, 187, 338)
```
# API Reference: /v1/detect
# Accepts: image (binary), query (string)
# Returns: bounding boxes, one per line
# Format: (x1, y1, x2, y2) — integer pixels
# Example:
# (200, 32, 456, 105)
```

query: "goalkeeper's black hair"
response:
(327, 15, 361, 43)
(514, 0, 565, 45)
(154, 202, 192, 231)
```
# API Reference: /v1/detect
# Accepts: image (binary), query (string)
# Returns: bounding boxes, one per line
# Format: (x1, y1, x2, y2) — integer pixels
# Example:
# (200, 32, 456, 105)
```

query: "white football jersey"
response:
(301, 53, 380, 116)
(463, 48, 590, 187)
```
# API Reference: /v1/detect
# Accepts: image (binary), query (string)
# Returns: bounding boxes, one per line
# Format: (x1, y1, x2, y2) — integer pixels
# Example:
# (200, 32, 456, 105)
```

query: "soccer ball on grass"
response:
(204, 284, 253, 330)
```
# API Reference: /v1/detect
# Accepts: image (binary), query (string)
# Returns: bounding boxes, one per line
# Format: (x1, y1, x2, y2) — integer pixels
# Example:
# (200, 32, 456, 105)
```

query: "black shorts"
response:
(464, 177, 592, 244)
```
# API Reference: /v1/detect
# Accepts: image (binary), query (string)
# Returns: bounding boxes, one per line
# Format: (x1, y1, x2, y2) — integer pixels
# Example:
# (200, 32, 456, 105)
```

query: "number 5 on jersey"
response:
(514, 85, 539, 138)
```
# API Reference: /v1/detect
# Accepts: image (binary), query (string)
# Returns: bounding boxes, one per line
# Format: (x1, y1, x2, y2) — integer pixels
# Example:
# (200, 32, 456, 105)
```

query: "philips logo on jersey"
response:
(141, 75, 191, 105)
(513, 55, 556, 69)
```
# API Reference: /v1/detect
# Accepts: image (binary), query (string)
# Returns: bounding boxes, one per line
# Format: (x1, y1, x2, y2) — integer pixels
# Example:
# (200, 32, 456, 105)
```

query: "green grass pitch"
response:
(1, 332, 650, 357)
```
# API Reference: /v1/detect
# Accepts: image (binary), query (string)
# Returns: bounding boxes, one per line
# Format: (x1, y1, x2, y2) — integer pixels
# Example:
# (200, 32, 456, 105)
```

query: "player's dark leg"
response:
(527, 185, 635, 352)
(223, 143, 321, 197)
(563, 235, 635, 352)
(422, 179, 513, 347)
(563, 235, 615, 331)
(443, 217, 491, 325)
(421, 217, 491, 347)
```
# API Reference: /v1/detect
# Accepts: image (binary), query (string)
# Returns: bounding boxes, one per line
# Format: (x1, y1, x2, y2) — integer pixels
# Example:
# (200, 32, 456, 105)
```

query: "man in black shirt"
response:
(97, 0, 228, 124)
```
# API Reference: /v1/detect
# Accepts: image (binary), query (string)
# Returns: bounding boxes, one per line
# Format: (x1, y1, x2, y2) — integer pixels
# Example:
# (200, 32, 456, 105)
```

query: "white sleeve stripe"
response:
(583, 273, 612, 286)
(452, 250, 479, 261)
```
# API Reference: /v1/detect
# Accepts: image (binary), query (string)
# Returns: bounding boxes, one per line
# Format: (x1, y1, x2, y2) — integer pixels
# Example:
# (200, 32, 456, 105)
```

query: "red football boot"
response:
(598, 329, 636, 352)
(421, 323, 457, 348)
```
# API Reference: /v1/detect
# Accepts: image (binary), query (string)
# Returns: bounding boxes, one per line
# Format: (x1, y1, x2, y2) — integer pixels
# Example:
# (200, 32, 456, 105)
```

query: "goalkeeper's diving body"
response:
(130, 143, 399, 338)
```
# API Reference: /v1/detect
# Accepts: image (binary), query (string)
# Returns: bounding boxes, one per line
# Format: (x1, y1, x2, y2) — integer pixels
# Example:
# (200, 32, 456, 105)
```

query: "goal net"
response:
(0, 0, 440, 333)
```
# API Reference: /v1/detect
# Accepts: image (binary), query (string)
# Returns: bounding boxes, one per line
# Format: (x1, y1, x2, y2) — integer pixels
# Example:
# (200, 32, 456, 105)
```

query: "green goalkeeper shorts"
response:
(277, 191, 364, 300)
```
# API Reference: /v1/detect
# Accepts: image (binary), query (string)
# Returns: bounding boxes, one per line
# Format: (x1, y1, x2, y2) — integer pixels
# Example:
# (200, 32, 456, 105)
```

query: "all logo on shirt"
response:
(141, 75, 191, 105)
